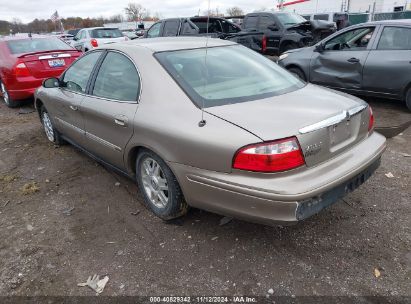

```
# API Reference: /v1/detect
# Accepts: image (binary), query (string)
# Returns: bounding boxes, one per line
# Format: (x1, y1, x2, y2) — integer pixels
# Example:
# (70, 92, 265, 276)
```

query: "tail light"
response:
(262, 35, 267, 53)
(91, 39, 98, 47)
(233, 137, 305, 173)
(368, 106, 374, 132)
(14, 62, 31, 77)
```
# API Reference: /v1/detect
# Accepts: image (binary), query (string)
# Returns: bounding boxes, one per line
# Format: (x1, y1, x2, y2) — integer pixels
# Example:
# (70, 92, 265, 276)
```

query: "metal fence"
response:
(372, 11, 411, 21)
(348, 13, 370, 25)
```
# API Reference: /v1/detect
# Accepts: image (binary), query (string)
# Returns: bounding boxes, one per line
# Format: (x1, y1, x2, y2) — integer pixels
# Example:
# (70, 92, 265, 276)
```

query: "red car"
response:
(0, 35, 81, 107)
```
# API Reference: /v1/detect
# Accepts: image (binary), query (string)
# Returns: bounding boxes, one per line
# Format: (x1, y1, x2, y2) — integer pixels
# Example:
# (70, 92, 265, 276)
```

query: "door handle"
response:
(69, 105, 78, 111)
(347, 57, 360, 63)
(114, 115, 128, 127)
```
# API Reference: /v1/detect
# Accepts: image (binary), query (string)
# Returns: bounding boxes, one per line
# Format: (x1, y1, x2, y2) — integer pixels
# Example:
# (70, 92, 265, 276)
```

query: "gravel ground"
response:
(0, 97, 410, 299)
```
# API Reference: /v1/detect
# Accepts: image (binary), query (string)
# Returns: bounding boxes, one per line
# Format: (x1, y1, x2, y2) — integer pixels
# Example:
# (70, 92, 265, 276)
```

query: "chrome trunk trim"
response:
(299, 105, 367, 134)
(39, 54, 71, 60)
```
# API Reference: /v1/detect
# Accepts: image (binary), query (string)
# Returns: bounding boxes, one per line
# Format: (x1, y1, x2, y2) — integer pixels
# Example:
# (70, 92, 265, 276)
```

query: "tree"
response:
(124, 3, 147, 21)
(226, 6, 244, 17)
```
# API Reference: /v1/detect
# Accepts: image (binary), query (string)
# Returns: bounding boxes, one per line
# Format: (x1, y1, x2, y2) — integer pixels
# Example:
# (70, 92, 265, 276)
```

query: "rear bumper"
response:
(5, 78, 43, 101)
(170, 132, 386, 226)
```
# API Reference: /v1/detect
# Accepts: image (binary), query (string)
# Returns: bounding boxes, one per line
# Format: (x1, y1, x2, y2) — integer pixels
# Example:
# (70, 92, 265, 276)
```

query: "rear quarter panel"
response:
(122, 45, 261, 174)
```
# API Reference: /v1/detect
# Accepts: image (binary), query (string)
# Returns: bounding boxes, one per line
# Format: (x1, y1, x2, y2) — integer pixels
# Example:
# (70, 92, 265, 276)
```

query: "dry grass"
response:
(0, 175, 18, 183)
(21, 182, 40, 195)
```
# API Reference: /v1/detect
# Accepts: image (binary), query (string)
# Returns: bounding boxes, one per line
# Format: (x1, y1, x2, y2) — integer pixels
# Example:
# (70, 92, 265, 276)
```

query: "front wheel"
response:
(40, 106, 64, 145)
(136, 150, 188, 220)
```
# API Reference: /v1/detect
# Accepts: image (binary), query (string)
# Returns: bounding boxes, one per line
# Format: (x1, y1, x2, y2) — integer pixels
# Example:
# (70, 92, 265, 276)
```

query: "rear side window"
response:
(92, 52, 139, 101)
(243, 16, 258, 29)
(190, 19, 222, 34)
(220, 20, 241, 34)
(91, 29, 123, 38)
(314, 14, 329, 21)
(7, 38, 72, 54)
(259, 16, 276, 30)
(378, 26, 411, 50)
(62, 51, 102, 93)
(163, 20, 180, 36)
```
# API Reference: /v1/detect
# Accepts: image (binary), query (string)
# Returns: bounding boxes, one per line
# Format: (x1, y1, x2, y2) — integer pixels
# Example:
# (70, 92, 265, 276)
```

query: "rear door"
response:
(81, 51, 140, 170)
(310, 26, 377, 90)
(362, 25, 411, 98)
(51, 50, 103, 145)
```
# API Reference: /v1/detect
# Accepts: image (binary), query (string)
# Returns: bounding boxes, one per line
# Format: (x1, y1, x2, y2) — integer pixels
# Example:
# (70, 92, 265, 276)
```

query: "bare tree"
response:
(124, 3, 147, 21)
(226, 6, 244, 17)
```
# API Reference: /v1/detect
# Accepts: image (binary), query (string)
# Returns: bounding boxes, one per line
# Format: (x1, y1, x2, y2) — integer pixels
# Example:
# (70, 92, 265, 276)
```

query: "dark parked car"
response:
(229, 12, 336, 55)
(0, 35, 81, 107)
(278, 20, 411, 111)
(144, 17, 241, 39)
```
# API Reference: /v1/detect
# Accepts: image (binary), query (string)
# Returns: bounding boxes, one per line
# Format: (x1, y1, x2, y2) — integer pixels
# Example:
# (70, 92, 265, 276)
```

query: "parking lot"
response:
(0, 97, 410, 297)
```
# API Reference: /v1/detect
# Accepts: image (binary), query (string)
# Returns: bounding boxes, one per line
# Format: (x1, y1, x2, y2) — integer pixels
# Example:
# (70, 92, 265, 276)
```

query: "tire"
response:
(406, 88, 411, 111)
(40, 106, 64, 145)
(0, 79, 19, 108)
(287, 67, 306, 82)
(280, 42, 298, 54)
(136, 149, 188, 220)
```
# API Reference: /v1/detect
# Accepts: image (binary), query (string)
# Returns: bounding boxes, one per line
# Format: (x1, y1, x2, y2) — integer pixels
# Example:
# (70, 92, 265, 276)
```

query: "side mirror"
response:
(315, 43, 325, 52)
(73, 37, 78, 41)
(43, 77, 60, 88)
(268, 25, 279, 31)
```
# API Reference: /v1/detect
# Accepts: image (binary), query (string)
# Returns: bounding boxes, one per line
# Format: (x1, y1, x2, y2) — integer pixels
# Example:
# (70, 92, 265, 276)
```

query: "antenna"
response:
(198, 0, 211, 127)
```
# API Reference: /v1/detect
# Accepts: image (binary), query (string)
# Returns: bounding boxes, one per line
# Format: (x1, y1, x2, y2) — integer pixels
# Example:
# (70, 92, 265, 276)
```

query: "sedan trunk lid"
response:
(206, 84, 370, 167)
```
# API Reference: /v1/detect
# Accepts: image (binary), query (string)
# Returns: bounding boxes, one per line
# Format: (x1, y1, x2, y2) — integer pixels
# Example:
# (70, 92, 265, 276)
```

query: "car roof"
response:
(81, 27, 120, 30)
(367, 19, 411, 26)
(102, 37, 237, 53)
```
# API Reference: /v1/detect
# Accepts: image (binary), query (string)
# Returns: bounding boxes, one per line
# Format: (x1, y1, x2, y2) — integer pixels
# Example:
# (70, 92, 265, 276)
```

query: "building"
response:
(283, 0, 411, 14)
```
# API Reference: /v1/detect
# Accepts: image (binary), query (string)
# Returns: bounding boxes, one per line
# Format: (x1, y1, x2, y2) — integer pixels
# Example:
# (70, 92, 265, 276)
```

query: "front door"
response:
(53, 51, 103, 145)
(363, 25, 411, 98)
(310, 26, 377, 90)
(81, 51, 140, 170)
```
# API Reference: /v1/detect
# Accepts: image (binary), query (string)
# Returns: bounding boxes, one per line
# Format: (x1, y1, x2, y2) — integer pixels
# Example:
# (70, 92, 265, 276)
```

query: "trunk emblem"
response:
(304, 142, 322, 157)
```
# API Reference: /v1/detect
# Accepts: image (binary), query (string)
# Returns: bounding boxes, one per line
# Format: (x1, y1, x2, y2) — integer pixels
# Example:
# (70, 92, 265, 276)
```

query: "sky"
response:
(0, 0, 283, 23)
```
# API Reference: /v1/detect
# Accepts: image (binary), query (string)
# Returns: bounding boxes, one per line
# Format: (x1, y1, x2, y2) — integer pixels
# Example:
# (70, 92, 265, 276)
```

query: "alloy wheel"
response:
(1, 82, 10, 105)
(42, 112, 55, 142)
(140, 157, 169, 209)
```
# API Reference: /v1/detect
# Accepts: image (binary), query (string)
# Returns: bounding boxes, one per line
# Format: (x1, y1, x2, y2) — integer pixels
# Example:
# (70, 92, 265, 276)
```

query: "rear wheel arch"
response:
(404, 83, 411, 111)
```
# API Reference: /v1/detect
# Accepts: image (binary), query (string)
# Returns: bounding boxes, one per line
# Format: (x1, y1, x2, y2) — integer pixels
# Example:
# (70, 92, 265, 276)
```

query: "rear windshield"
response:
(155, 45, 304, 108)
(91, 28, 123, 38)
(7, 37, 73, 54)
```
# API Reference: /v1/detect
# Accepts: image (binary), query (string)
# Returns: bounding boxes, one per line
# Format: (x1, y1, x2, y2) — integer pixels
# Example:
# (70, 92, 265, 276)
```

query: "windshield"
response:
(91, 28, 123, 38)
(7, 37, 73, 54)
(276, 13, 307, 27)
(155, 45, 304, 108)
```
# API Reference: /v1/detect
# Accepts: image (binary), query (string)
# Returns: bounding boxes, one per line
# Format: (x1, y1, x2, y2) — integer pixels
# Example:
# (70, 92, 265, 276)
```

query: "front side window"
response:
(62, 51, 102, 93)
(378, 26, 411, 50)
(324, 27, 375, 51)
(155, 45, 304, 108)
(163, 20, 180, 36)
(92, 52, 139, 101)
(147, 22, 162, 38)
